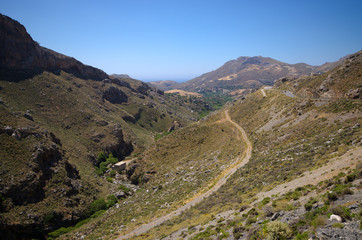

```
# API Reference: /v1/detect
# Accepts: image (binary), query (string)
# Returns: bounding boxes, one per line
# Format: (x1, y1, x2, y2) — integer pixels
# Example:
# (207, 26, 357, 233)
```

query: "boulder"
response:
(23, 110, 33, 121)
(115, 191, 126, 199)
(347, 88, 360, 99)
(329, 214, 342, 222)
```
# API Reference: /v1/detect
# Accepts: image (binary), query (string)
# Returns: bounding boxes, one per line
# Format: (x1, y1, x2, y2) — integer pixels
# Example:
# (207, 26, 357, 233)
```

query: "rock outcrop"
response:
(0, 14, 107, 81)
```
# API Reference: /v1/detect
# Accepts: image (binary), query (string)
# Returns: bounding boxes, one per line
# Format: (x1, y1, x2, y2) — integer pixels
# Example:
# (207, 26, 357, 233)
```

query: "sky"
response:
(1, 0, 362, 82)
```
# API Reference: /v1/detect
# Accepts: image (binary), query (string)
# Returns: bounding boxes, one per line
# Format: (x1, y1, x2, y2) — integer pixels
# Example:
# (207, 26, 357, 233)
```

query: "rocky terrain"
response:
(275, 50, 361, 100)
(0, 14, 211, 239)
(0, 12, 361, 240)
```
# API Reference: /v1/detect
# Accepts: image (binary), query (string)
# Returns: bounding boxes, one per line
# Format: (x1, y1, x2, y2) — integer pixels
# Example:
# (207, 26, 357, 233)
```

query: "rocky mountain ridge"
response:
(157, 55, 344, 95)
(0, 13, 210, 239)
(0, 13, 107, 81)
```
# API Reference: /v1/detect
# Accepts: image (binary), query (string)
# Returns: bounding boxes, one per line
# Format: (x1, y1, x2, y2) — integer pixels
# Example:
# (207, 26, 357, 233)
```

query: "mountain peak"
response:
(177, 55, 339, 93)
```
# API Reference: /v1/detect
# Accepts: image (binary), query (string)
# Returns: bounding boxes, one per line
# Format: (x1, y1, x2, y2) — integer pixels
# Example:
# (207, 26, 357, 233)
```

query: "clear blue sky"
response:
(1, 0, 362, 82)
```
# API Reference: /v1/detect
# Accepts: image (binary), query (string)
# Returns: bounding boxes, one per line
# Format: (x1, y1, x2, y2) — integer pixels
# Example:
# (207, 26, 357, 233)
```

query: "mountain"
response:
(0, 14, 107, 81)
(65, 50, 362, 239)
(147, 80, 180, 91)
(1, 13, 361, 240)
(0, 14, 212, 239)
(174, 56, 342, 94)
(275, 50, 361, 99)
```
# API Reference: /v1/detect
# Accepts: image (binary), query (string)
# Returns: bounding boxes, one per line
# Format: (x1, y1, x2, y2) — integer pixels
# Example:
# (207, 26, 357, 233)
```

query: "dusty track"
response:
(115, 110, 252, 240)
(255, 146, 362, 201)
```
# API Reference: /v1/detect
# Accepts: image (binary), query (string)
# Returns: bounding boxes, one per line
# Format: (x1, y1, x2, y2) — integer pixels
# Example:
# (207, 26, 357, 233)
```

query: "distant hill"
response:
(175, 56, 343, 93)
(147, 80, 180, 91)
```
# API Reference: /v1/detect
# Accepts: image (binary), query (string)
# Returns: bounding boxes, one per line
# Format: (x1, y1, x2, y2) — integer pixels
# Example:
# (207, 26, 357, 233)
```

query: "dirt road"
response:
(255, 146, 362, 201)
(115, 110, 252, 240)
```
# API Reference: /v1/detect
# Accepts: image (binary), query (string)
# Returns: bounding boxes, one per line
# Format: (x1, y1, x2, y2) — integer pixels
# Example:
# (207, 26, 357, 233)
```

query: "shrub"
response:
(118, 184, 131, 194)
(327, 192, 338, 201)
(96, 151, 107, 166)
(106, 177, 113, 183)
(304, 202, 313, 211)
(48, 227, 73, 239)
(98, 162, 108, 175)
(332, 222, 344, 229)
(88, 198, 107, 216)
(106, 153, 118, 164)
(329, 205, 352, 222)
(311, 215, 326, 228)
(333, 184, 353, 197)
(261, 197, 271, 205)
(109, 170, 116, 177)
(345, 173, 357, 183)
(246, 217, 257, 225)
(107, 195, 118, 208)
(294, 232, 309, 240)
(265, 221, 292, 240)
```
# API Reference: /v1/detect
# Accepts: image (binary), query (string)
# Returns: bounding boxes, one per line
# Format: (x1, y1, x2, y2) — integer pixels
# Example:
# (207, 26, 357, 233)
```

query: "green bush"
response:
(106, 153, 118, 164)
(345, 173, 357, 183)
(107, 195, 118, 208)
(294, 232, 309, 240)
(261, 197, 271, 205)
(118, 184, 131, 194)
(96, 151, 107, 166)
(246, 216, 257, 225)
(98, 162, 108, 175)
(88, 198, 107, 216)
(330, 205, 352, 221)
(327, 192, 338, 201)
(109, 170, 116, 177)
(304, 202, 313, 211)
(332, 222, 344, 229)
(265, 221, 292, 240)
(106, 177, 113, 183)
(48, 227, 73, 238)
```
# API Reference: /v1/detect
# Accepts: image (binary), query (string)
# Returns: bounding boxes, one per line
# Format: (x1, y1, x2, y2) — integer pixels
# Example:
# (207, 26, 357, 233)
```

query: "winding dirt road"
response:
(115, 110, 252, 240)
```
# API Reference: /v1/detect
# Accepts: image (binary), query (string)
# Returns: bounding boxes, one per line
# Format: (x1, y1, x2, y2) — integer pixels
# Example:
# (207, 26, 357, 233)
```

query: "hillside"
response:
(123, 52, 361, 240)
(147, 80, 180, 91)
(55, 51, 362, 240)
(0, 14, 211, 239)
(173, 56, 342, 94)
(275, 50, 361, 99)
(1, 12, 361, 240)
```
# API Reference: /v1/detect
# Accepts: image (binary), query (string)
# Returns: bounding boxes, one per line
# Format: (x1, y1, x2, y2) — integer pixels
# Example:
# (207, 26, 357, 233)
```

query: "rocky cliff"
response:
(0, 13, 107, 81)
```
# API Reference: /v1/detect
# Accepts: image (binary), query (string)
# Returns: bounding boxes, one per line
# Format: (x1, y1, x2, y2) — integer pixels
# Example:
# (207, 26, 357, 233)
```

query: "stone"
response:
(270, 212, 280, 221)
(347, 88, 360, 99)
(329, 214, 342, 222)
(168, 120, 182, 132)
(23, 111, 33, 121)
(115, 191, 126, 199)
(348, 204, 359, 209)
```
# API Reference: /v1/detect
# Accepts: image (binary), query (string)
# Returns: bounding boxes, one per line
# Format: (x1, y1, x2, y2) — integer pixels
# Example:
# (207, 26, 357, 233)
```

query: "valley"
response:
(115, 109, 252, 239)
(0, 12, 361, 240)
